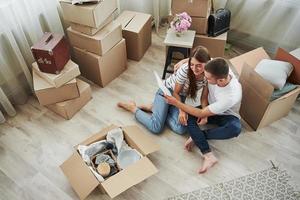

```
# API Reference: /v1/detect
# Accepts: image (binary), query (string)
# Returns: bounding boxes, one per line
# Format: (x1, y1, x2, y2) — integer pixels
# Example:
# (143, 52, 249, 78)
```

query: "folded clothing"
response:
(271, 82, 298, 101)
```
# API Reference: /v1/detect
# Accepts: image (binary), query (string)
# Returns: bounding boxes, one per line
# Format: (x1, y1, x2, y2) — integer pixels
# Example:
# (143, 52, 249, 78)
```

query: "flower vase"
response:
(176, 32, 183, 37)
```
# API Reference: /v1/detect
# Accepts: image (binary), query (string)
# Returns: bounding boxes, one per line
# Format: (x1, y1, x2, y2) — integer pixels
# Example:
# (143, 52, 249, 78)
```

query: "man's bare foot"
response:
(184, 137, 194, 152)
(198, 152, 218, 174)
(138, 103, 153, 113)
(117, 101, 137, 113)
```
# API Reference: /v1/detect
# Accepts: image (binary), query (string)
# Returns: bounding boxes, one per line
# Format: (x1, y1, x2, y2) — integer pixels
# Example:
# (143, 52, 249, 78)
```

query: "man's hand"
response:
(164, 95, 178, 106)
(174, 58, 188, 72)
(174, 62, 181, 72)
(197, 117, 208, 125)
(178, 110, 188, 126)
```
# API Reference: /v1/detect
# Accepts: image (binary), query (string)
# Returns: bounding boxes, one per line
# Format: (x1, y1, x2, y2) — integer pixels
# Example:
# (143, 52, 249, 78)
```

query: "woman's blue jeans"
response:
(135, 89, 186, 135)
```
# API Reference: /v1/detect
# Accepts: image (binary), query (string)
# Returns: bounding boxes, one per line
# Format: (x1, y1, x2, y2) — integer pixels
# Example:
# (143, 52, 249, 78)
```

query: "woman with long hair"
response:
(117, 46, 211, 134)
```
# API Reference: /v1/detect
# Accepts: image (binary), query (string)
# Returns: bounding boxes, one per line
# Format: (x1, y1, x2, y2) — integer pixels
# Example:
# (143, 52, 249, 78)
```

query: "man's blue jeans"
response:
(187, 114, 241, 154)
(135, 89, 186, 134)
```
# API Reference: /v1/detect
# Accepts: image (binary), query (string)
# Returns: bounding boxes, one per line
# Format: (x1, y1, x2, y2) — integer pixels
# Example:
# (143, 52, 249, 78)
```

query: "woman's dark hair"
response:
(187, 46, 211, 99)
(204, 58, 229, 79)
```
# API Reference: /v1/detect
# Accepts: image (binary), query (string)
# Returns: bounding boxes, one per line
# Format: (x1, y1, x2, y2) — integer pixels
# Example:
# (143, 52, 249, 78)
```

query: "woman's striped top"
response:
(163, 63, 206, 96)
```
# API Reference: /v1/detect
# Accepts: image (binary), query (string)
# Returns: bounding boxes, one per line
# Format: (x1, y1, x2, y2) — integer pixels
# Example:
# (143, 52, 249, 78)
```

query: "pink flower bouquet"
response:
(170, 12, 192, 35)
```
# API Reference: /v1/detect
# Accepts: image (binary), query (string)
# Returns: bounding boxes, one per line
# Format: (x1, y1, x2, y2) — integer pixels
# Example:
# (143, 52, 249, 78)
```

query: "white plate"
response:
(117, 149, 141, 169)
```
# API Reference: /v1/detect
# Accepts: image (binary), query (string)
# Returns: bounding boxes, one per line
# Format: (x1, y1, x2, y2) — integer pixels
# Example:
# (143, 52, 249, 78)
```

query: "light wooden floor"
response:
(1, 29, 300, 200)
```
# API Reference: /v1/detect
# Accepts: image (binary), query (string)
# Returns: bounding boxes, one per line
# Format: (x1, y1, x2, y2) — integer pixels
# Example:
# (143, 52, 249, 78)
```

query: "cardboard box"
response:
(67, 21, 122, 56)
(114, 11, 152, 61)
(46, 79, 92, 119)
(32, 60, 81, 88)
(190, 17, 208, 35)
(70, 12, 114, 36)
(168, 15, 208, 35)
(33, 71, 79, 106)
(60, 124, 159, 199)
(73, 39, 127, 87)
(193, 32, 227, 57)
(171, 0, 211, 18)
(59, 0, 117, 28)
(230, 47, 300, 130)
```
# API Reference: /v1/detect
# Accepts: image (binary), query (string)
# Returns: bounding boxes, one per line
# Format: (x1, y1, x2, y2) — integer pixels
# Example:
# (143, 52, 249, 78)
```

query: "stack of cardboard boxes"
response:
(59, 0, 127, 87)
(32, 57, 92, 120)
(170, 0, 228, 57)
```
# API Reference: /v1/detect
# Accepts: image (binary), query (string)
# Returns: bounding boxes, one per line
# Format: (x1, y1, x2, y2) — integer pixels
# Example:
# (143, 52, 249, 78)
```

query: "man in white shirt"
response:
(165, 58, 242, 174)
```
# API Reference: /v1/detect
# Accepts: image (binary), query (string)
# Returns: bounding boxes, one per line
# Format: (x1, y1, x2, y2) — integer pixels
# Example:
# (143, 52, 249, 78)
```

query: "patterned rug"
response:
(166, 168, 300, 200)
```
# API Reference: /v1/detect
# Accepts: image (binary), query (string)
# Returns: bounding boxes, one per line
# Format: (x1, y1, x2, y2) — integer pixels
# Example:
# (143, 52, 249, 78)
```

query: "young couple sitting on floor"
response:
(117, 46, 242, 174)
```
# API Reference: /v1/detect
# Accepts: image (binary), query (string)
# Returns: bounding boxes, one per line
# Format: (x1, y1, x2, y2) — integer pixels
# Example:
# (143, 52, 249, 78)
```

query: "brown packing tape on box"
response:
(60, 125, 159, 199)
(59, 0, 117, 28)
(67, 21, 122, 56)
(72, 39, 127, 87)
(46, 79, 92, 119)
(115, 11, 152, 61)
(70, 12, 114, 36)
(33, 71, 79, 106)
(230, 47, 300, 130)
(171, 0, 211, 18)
(193, 32, 227, 58)
(32, 60, 81, 88)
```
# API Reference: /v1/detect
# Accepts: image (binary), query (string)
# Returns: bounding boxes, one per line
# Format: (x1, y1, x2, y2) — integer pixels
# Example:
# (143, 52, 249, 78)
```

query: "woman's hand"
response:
(178, 110, 188, 126)
(197, 117, 208, 125)
(164, 95, 178, 106)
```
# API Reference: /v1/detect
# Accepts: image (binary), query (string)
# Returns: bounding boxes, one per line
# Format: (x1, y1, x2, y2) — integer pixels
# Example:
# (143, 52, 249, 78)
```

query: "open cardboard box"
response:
(60, 125, 160, 199)
(230, 47, 300, 130)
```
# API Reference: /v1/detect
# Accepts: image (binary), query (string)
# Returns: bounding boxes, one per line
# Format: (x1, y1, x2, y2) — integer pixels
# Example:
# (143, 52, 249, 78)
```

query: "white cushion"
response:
(255, 59, 293, 89)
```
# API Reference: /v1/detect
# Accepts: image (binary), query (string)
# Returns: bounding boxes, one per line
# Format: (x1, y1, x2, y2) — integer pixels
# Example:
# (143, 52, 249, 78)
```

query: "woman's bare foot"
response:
(138, 103, 153, 113)
(117, 101, 137, 113)
(198, 152, 218, 174)
(184, 137, 194, 151)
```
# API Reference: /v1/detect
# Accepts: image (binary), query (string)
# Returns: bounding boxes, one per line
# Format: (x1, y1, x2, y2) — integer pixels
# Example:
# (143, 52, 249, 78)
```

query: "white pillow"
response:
(254, 59, 293, 89)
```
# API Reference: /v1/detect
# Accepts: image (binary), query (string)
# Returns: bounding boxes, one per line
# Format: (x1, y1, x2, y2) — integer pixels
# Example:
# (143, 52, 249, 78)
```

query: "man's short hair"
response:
(204, 58, 229, 79)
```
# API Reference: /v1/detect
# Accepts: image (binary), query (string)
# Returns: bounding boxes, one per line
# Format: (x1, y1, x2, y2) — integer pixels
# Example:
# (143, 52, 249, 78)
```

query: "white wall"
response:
(118, 0, 300, 53)
(226, 0, 300, 53)
(119, 0, 154, 15)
